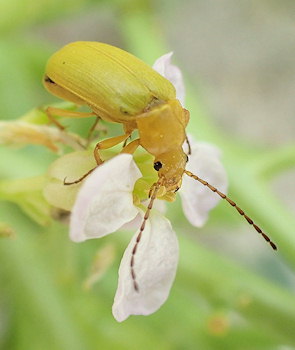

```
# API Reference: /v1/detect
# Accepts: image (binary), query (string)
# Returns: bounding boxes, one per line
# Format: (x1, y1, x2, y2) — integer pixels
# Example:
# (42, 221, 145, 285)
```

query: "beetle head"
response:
(153, 148, 187, 192)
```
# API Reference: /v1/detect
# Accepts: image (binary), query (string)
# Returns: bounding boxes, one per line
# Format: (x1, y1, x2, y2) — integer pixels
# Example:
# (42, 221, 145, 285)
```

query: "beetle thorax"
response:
(135, 99, 189, 192)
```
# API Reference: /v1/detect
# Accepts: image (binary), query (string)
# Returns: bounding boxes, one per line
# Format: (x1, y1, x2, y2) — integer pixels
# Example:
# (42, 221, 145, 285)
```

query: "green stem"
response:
(251, 144, 295, 180)
(118, 3, 168, 65)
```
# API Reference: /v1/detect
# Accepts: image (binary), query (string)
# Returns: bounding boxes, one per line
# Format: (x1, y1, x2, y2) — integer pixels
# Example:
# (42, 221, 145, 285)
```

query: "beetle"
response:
(43, 41, 276, 290)
(43, 40, 189, 190)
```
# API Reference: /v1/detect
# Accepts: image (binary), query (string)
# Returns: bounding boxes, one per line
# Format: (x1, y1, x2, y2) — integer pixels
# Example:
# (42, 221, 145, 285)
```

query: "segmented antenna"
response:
(184, 170, 277, 250)
(130, 179, 163, 292)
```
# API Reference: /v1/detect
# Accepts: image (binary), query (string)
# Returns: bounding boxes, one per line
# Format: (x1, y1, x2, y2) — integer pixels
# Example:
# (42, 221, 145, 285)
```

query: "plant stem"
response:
(251, 145, 295, 180)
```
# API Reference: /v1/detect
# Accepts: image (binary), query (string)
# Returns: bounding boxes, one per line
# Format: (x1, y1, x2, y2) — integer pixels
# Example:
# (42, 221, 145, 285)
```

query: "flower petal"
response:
(153, 52, 185, 106)
(44, 151, 96, 211)
(120, 199, 167, 231)
(180, 137, 228, 227)
(70, 154, 142, 242)
(112, 211, 179, 322)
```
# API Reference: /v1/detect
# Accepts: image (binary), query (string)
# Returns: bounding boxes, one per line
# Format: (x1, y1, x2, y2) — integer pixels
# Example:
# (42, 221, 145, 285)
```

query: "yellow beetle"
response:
(43, 41, 276, 290)
(44, 41, 189, 193)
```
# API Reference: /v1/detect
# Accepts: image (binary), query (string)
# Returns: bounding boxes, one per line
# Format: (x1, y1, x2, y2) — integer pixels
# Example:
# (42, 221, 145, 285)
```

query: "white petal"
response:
(112, 212, 179, 322)
(153, 52, 186, 106)
(70, 154, 141, 242)
(180, 137, 228, 227)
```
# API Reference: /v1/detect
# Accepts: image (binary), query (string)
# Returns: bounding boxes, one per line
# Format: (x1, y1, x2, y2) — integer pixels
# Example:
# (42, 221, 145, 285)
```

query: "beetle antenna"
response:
(130, 178, 163, 292)
(184, 170, 277, 250)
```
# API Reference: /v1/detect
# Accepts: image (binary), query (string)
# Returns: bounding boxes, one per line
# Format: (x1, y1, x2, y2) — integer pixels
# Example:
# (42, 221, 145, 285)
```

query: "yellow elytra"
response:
(43, 41, 276, 290)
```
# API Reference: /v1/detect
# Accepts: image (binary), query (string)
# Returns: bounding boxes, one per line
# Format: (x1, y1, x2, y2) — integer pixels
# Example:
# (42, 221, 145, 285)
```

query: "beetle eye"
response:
(153, 161, 163, 171)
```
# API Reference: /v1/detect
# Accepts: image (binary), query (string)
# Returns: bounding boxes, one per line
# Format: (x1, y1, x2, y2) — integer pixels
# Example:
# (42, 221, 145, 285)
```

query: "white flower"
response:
(180, 140, 228, 227)
(153, 52, 186, 106)
(70, 155, 141, 242)
(112, 209, 179, 322)
(69, 53, 228, 322)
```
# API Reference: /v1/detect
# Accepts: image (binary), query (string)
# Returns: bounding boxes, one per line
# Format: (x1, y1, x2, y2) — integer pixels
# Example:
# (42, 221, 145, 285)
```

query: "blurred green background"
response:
(0, 0, 295, 349)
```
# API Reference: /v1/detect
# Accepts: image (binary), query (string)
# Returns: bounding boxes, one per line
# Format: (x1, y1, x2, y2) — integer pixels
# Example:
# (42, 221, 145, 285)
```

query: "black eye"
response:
(153, 161, 162, 171)
(186, 155, 189, 162)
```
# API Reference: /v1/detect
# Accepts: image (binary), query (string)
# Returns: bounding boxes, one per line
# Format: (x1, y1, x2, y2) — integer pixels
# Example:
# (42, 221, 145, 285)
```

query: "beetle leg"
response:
(122, 121, 136, 148)
(93, 133, 131, 164)
(122, 135, 132, 148)
(65, 133, 134, 185)
(120, 138, 140, 155)
(185, 134, 191, 155)
(64, 167, 97, 186)
(45, 106, 96, 130)
(65, 133, 134, 186)
(87, 116, 100, 140)
(86, 116, 108, 147)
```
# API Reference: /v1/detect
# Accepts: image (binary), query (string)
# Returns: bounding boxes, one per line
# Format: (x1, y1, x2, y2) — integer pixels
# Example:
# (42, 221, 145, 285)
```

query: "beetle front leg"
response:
(93, 133, 132, 165)
(65, 133, 133, 185)
(120, 139, 140, 155)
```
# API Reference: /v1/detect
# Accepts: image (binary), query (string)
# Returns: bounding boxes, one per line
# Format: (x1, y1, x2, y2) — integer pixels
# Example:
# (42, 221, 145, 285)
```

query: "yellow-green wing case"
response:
(45, 42, 176, 122)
